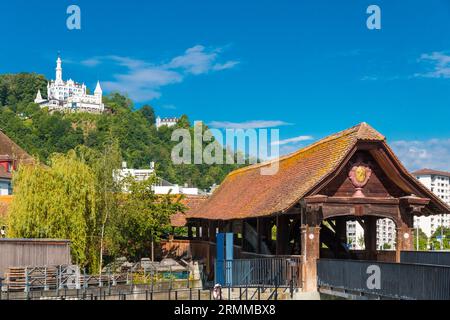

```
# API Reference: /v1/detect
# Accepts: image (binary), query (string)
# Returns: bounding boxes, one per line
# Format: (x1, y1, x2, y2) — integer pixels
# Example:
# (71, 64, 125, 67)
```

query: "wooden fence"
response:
(0, 239, 71, 276)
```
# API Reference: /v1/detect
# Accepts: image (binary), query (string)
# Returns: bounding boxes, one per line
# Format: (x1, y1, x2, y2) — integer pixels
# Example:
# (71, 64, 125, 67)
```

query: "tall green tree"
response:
(76, 138, 122, 273)
(7, 152, 98, 270)
(413, 228, 429, 251)
(139, 105, 156, 126)
(430, 226, 450, 251)
(110, 175, 185, 261)
(0, 73, 47, 109)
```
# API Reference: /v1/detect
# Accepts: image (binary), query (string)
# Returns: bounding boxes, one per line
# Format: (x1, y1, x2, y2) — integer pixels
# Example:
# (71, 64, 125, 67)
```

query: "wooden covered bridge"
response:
(166, 123, 450, 295)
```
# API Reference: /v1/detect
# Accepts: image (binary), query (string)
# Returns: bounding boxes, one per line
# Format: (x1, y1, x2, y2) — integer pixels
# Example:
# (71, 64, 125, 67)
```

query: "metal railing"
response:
(216, 257, 302, 289)
(317, 259, 450, 300)
(401, 251, 450, 267)
(0, 283, 291, 301)
(1, 265, 194, 294)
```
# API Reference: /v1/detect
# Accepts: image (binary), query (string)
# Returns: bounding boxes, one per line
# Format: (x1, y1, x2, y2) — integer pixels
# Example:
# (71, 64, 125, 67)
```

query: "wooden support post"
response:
(397, 200, 421, 263)
(188, 225, 193, 240)
(301, 225, 321, 292)
(276, 216, 289, 255)
(202, 222, 209, 241)
(256, 218, 263, 254)
(335, 217, 347, 245)
(226, 221, 233, 233)
(217, 221, 223, 234)
(396, 225, 414, 263)
(364, 216, 377, 261)
(196, 222, 202, 239)
(209, 221, 217, 242)
(241, 220, 246, 248)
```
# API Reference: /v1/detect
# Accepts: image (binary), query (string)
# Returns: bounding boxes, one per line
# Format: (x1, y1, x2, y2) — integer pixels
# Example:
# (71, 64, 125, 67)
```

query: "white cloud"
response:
(415, 51, 450, 78)
(272, 135, 314, 146)
(212, 61, 240, 71)
(361, 76, 378, 81)
(208, 120, 292, 129)
(108, 55, 149, 70)
(391, 139, 450, 172)
(82, 45, 239, 102)
(166, 45, 240, 75)
(81, 58, 102, 67)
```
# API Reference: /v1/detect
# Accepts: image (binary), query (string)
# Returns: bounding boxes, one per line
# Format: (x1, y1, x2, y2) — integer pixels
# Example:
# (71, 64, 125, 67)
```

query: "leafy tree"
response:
(357, 236, 365, 249)
(430, 226, 450, 251)
(7, 152, 98, 271)
(176, 114, 191, 129)
(103, 92, 134, 113)
(413, 228, 429, 251)
(0, 73, 47, 108)
(110, 175, 185, 261)
(139, 105, 156, 126)
(75, 138, 122, 273)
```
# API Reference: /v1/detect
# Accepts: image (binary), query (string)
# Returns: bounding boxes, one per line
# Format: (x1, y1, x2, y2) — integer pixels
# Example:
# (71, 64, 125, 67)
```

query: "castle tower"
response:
(94, 81, 102, 95)
(34, 90, 45, 104)
(94, 81, 103, 103)
(55, 55, 63, 84)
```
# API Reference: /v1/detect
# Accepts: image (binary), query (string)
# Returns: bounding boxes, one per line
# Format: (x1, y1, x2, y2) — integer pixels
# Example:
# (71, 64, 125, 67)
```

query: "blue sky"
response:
(1, 0, 450, 170)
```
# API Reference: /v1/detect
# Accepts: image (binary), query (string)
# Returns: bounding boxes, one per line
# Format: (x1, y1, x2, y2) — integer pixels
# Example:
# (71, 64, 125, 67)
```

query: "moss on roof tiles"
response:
(188, 123, 385, 221)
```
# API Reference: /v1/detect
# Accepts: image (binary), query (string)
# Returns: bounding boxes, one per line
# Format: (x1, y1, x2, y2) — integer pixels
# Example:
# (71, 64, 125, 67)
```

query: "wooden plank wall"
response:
(0, 240, 71, 276)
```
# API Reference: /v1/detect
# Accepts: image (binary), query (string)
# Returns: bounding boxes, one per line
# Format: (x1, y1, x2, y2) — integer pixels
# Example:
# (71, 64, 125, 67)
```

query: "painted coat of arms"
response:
(349, 159, 372, 197)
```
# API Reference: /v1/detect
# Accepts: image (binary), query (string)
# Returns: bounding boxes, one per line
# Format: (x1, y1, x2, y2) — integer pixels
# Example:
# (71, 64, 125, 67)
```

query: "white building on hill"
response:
(115, 162, 203, 195)
(34, 55, 105, 114)
(115, 162, 156, 188)
(156, 117, 179, 129)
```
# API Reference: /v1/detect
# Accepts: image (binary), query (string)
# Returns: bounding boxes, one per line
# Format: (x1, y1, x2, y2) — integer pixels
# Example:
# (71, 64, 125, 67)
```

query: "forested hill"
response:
(0, 73, 242, 189)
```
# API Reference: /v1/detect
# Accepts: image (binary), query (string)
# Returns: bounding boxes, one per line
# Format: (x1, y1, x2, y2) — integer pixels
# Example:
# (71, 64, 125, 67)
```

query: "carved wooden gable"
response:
(319, 151, 409, 199)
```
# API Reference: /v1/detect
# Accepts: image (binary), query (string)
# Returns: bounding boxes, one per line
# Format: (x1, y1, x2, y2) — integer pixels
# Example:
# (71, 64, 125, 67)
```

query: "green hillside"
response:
(0, 73, 243, 189)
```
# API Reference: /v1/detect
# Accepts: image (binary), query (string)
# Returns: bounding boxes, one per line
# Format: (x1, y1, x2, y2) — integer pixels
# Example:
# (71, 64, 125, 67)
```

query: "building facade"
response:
(412, 169, 450, 238)
(115, 162, 203, 195)
(0, 156, 13, 196)
(346, 221, 364, 250)
(347, 218, 396, 250)
(0, 130, 34, 196)
(34, 56, 105, 114)
(156, 117, 179, 129)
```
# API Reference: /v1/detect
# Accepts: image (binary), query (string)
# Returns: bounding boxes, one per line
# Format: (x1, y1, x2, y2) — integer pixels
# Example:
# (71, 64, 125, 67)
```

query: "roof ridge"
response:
(412, 168, 450, 177)
(0, 131, 36, 170)
(356, 122, 386, 141)
(228, 123, 365, 177)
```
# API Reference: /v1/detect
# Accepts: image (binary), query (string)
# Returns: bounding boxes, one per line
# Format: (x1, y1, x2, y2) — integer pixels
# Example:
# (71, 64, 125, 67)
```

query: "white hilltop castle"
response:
(34, 55, 105, 114)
